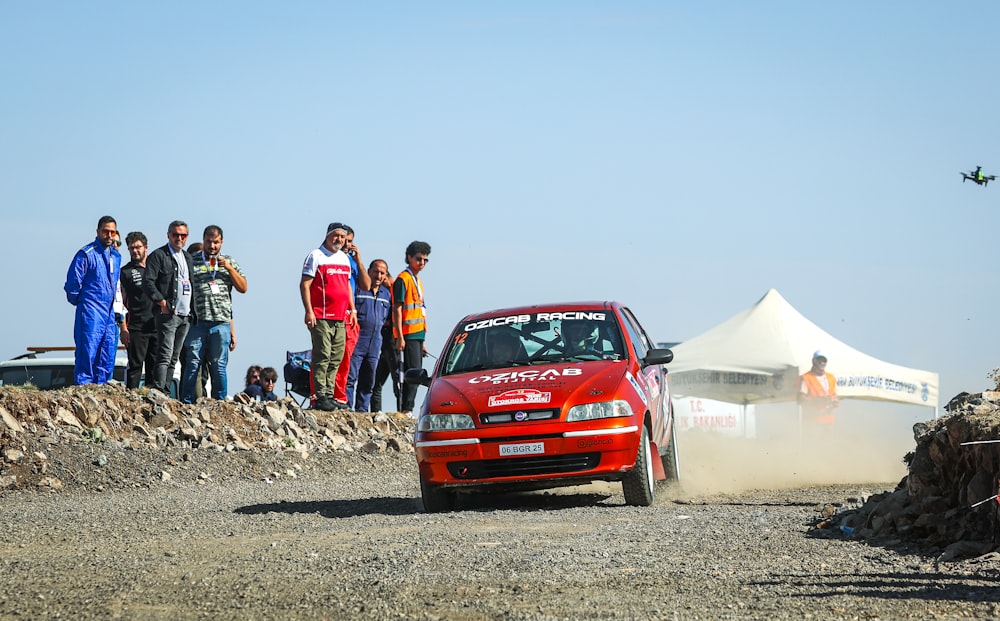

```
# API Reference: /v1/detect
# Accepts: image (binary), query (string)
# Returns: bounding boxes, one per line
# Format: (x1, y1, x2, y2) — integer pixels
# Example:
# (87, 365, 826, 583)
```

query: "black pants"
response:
(125, 330, 158, 389)
(400, 338, 424, 412)
(371, 325, 400, 412)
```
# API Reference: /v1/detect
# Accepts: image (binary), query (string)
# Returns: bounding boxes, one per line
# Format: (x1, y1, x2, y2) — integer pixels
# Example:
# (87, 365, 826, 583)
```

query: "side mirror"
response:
(643, 348, 673, 367)
(404, 368, 431, 387)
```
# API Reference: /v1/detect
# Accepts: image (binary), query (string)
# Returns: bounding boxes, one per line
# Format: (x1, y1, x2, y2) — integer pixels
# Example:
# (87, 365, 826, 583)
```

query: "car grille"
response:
(447, 453, 600, 479)
(478, 409, 558, 424)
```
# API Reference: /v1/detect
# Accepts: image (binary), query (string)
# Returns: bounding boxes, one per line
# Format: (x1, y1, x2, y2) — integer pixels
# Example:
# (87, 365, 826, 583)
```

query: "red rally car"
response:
(405, 301, 679, 512)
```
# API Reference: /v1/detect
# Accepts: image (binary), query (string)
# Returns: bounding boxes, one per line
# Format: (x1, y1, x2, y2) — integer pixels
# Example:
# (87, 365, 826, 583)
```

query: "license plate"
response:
(499, 442, 544, 456)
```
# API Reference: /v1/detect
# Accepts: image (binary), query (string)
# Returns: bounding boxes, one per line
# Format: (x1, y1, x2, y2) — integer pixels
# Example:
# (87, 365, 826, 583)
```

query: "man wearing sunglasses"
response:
(64, 215, 122, 385)
(143, 220, 197, 394)
(392, 240, 431, 417)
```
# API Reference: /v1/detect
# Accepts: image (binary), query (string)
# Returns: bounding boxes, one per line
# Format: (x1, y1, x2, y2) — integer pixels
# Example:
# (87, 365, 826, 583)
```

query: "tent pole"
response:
(797, 403, 803, 447)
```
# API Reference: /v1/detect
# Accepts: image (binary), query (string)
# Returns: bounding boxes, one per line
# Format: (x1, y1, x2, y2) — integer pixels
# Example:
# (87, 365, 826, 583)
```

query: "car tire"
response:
(420, 472, 455, 513)
(622, 425, 655, 506)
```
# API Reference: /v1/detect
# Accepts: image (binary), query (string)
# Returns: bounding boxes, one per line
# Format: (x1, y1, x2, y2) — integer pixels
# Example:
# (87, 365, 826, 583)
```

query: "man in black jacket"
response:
(118, 231, 157, 389)
(143, 220, 197, 394)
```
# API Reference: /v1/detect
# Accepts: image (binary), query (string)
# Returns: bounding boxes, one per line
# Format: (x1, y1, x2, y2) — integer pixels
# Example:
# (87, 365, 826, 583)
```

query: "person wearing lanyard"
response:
(180, 225, 247, 403)
(393, 240, 431, 417)
(143, 220, 197, 394)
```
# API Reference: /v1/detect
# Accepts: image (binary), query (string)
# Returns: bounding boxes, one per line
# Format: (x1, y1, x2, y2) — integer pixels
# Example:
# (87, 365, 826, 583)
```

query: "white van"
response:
(0, 347, 179, 398)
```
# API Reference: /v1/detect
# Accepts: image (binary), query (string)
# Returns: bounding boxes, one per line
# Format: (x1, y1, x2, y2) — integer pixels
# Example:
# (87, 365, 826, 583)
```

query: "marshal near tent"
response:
(666, 289, 939, 412)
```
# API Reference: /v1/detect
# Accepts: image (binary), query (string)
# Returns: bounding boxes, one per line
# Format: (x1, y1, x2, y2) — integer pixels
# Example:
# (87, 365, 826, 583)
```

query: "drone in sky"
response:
(961, 166, 996, 187)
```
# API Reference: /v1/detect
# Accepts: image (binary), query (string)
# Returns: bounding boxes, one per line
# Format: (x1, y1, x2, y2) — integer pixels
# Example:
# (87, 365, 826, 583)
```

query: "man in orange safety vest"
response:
(799, 350, 839, 427)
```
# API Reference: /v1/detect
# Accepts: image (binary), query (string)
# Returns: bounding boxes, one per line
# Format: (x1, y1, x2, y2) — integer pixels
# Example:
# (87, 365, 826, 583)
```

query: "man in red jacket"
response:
(300, 222, 357, 411)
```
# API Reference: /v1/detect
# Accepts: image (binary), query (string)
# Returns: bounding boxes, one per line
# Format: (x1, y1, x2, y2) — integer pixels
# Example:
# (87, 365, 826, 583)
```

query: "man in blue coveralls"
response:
(64, 215, 122, 385)
(346, 259, 392, 411)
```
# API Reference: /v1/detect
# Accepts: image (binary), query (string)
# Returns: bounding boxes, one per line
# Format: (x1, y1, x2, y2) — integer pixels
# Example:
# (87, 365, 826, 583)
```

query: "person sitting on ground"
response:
(243, 366, 278, 402)
(244, 365, 262, 390)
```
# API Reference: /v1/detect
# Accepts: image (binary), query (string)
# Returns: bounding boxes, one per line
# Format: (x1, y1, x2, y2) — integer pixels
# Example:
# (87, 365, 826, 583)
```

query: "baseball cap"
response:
(326, 222, 347, 235)
(812, 350, 828, 360)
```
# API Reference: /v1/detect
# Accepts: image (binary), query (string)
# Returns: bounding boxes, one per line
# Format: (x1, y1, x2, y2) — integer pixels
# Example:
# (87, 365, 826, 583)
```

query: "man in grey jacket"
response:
(143, 220, 197, 394)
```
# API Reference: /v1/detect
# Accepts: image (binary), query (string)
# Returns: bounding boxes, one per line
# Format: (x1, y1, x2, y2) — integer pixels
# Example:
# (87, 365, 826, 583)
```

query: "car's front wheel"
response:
(420, 472, 455, 513)
(622, 425, 655, 506)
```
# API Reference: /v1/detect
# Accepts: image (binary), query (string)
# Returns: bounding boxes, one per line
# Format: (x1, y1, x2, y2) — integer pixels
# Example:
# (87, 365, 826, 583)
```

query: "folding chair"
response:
(283, 350, 312, 407)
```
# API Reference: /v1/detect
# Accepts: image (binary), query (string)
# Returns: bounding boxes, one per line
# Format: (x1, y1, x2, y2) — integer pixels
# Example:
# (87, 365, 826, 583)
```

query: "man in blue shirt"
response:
(346, 259, 392, 411)
(64, 215, 122, 385)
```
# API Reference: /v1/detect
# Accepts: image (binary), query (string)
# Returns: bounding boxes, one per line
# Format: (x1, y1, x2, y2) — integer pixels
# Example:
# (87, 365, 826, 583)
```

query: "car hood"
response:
(427, 360, 633, 414)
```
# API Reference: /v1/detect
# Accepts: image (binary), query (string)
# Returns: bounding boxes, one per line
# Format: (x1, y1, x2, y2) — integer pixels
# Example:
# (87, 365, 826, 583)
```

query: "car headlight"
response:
(418, 413, 476, 431)
(566, 400, 633, 422)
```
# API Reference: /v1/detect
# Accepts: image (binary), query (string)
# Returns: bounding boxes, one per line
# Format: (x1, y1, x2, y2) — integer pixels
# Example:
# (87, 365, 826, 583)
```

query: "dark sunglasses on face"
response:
(262, 378, 276, 384)
(170, 232, 188, 239)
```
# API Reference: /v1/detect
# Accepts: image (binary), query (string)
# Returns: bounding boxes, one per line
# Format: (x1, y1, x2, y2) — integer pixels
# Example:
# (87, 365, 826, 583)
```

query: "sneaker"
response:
(332, 399, 350, 410)
(314, 396, 335, 411)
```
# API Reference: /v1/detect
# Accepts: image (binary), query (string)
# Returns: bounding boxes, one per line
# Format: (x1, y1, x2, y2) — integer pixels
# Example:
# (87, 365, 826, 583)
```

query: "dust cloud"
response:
(673, 401, 931, 495)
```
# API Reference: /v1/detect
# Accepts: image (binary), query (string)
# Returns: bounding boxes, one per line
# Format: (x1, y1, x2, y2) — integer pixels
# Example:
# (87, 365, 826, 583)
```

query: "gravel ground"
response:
(2, 443, 999, 621)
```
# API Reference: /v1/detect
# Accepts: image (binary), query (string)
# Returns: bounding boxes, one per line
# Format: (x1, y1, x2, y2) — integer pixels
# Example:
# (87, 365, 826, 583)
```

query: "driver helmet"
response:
(488, 327, 521, 361)
(561, 319, 600, 352)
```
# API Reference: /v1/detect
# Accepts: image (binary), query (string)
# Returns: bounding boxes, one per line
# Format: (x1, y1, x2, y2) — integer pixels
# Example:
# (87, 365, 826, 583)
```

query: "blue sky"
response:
(2, 2, 997, 411)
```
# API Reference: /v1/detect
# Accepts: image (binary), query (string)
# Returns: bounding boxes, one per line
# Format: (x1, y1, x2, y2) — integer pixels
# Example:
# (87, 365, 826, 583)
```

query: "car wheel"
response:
(420, 472, 455, 513)
(622, 425, 655, 506)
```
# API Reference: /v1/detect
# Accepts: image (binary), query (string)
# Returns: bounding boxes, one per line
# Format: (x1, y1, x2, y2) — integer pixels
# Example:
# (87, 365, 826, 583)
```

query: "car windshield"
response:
(441, 310, 626, 376)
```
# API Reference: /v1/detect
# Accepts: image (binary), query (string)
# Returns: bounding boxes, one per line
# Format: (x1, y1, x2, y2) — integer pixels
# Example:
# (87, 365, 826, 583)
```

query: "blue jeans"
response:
(181, 320, 230, 402)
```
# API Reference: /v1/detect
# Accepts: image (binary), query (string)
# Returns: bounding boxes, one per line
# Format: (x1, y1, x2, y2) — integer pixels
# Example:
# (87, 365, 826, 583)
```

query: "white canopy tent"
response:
(667, 289, 939, 412)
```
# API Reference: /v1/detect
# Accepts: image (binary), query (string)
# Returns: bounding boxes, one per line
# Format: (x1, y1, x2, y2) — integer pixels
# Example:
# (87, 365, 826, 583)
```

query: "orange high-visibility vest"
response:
(800, 372, 837, 424)
(393, 269, 426, 339)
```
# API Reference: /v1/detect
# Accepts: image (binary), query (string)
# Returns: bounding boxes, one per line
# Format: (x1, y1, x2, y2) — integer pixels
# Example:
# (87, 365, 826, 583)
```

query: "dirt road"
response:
(2, 449, 997, 620)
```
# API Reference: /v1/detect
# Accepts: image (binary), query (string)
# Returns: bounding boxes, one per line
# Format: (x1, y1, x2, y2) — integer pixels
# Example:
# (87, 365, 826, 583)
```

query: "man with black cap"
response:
(300, 223, 357, 410)
(798, 350, 839, 428)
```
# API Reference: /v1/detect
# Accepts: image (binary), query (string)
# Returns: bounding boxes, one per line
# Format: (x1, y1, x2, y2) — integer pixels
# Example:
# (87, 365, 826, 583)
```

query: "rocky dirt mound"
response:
(815, 389, 1000, 558)
(0, 383, 415, 492)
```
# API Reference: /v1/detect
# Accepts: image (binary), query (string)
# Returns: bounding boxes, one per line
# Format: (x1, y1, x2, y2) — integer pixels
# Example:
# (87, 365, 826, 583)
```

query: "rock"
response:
(37, 476, 63, 490)
(0, 405, 25, 434)
(263, 405, 286, 432)
(3, 448, 25, 463)
(231, 437, 253, 451)
(55, 407, 84, 430)
(936, 540, 993, 563)
(149, 406, 178, 429)
(146, 389, 170, 405)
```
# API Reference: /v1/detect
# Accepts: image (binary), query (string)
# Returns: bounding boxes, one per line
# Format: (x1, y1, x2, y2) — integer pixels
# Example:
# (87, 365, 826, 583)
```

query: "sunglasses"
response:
(261, 378, 276, 384)
(170, 232, 189, 239)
